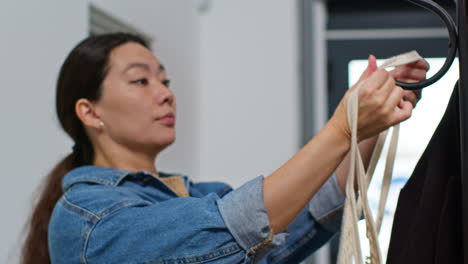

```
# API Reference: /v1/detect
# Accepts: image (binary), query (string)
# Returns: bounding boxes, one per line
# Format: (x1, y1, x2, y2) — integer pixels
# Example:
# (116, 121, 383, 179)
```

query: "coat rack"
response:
(402, 0, 467, 262)
(457, 0, 468, 263)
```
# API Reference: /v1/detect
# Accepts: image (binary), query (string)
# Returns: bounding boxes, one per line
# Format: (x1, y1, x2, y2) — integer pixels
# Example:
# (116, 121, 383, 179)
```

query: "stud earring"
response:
(99, 121, 104, 127)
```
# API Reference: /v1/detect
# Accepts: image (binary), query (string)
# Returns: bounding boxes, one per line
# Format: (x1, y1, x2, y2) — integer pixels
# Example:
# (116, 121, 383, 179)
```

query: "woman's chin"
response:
(155, 135, 176, 150)
(163, 137, 176, 147)
(138, 133, 176, 154)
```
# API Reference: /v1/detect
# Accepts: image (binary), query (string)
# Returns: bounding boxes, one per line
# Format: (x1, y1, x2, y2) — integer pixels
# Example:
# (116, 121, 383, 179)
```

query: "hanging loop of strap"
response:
(337, 51, 423, 264)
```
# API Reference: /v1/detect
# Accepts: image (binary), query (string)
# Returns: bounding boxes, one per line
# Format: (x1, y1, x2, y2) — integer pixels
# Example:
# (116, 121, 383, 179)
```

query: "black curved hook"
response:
(397, 0, 458, 90)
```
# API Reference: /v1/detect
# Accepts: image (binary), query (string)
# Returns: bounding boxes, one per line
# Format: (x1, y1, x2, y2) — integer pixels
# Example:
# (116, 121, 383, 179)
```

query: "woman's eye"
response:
(131, 78, 149, 85)
(162, 79, 171, 87)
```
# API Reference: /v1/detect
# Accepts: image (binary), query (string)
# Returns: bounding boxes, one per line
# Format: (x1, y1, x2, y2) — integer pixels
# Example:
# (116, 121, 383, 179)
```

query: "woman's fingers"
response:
(410, 59, 430, 71)
(355, 69, 415, 140)
(361, 69, 392, 94)
(392, 67, 427, 82)
(329, 58, 420, 142)
(339, 56, 427, 142)
(392, 75, 422, 108)
(402, 89, 421, 107)
(361, 69, 395, 104)
(397, 59, 430, 72)
(390, 58, 429, 82)
(357, 55, 378, 83)
(382, 85, 404, 115)
(390, 100, 413, 126)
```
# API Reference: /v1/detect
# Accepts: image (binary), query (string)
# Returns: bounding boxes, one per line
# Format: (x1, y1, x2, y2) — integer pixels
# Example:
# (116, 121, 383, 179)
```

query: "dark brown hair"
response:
(21, 33, 148, 264)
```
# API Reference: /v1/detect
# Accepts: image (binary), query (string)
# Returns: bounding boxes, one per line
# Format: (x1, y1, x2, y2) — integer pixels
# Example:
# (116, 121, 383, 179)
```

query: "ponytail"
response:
(22, 138, 94, 263)
(21, 153, 79, 264)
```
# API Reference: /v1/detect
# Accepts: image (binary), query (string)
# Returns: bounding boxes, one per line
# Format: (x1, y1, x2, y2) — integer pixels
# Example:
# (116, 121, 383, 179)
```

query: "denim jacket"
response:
(48, 166, 345, 264)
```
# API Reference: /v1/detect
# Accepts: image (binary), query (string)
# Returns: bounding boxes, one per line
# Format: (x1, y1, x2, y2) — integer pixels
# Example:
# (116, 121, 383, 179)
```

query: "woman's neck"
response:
(93, 142, 160, 177)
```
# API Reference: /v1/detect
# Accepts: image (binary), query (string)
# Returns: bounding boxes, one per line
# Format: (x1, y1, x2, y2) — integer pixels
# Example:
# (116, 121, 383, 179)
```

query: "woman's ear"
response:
(75, 99, 103, 130)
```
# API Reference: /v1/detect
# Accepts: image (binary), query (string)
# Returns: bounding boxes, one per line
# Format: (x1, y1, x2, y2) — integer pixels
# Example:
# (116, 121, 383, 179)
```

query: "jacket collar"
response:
(62, 165, 187, 193)
(62, 165, 135, 192)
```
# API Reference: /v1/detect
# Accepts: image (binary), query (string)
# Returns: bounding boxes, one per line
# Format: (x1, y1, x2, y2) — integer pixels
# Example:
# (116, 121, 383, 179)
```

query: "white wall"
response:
(0, 2, 88, 262)
(198, 0, 300, 187)
(0, 0, 300, 262)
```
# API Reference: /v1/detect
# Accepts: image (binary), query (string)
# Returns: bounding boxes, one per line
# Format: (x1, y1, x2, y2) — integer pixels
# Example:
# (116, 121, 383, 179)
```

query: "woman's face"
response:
(94, 42, 176, 154)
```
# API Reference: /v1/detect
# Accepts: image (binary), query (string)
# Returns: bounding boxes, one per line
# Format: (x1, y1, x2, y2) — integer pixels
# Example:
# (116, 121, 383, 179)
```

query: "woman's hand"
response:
(389, 59, 429, 108)
(328, 55, 413, 143)
(333, 56, 430, 193)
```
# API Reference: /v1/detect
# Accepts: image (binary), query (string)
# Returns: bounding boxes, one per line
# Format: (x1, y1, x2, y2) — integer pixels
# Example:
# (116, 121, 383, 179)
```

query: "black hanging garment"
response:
(386, 85, 463, 263)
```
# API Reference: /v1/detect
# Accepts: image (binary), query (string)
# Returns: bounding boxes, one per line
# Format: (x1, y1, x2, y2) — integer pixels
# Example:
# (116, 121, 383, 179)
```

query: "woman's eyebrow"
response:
(123, 63, 150, 74)
(122, 63, 166, 74)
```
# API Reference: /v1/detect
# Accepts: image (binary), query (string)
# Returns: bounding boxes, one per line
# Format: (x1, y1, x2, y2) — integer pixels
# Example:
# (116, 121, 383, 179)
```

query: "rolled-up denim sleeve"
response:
(258, 174, 345, 263)
(217, 174, 345, 263)
(309, 173, 345, 232)
(217, 176, 288, 261)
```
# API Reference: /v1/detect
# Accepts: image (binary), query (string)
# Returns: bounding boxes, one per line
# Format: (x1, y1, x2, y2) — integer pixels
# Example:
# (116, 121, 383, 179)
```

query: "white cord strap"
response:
(337, 51, 423, 264)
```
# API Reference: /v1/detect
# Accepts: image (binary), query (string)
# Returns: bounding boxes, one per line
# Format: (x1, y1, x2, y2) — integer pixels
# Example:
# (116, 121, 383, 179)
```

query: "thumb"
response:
(358, 54, 378, 82)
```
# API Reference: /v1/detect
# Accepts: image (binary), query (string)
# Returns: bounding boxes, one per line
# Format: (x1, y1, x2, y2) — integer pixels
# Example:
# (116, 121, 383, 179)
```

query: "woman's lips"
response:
(158, 113, 175, 126)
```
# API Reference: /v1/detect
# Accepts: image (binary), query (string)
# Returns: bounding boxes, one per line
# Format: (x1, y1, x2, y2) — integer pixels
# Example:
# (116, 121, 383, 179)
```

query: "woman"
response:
(22, 33, 428, 263)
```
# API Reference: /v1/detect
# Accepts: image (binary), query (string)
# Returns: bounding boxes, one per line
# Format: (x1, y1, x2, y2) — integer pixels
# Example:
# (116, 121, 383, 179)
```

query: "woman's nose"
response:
(156, 83, 175, 105)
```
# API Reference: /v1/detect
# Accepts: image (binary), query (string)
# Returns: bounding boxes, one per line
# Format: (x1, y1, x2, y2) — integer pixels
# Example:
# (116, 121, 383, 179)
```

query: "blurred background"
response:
(0, 0, 459, 263)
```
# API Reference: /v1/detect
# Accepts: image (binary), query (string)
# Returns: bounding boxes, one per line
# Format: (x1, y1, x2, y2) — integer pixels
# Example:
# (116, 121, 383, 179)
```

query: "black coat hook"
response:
(397, 0, 458, 90)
